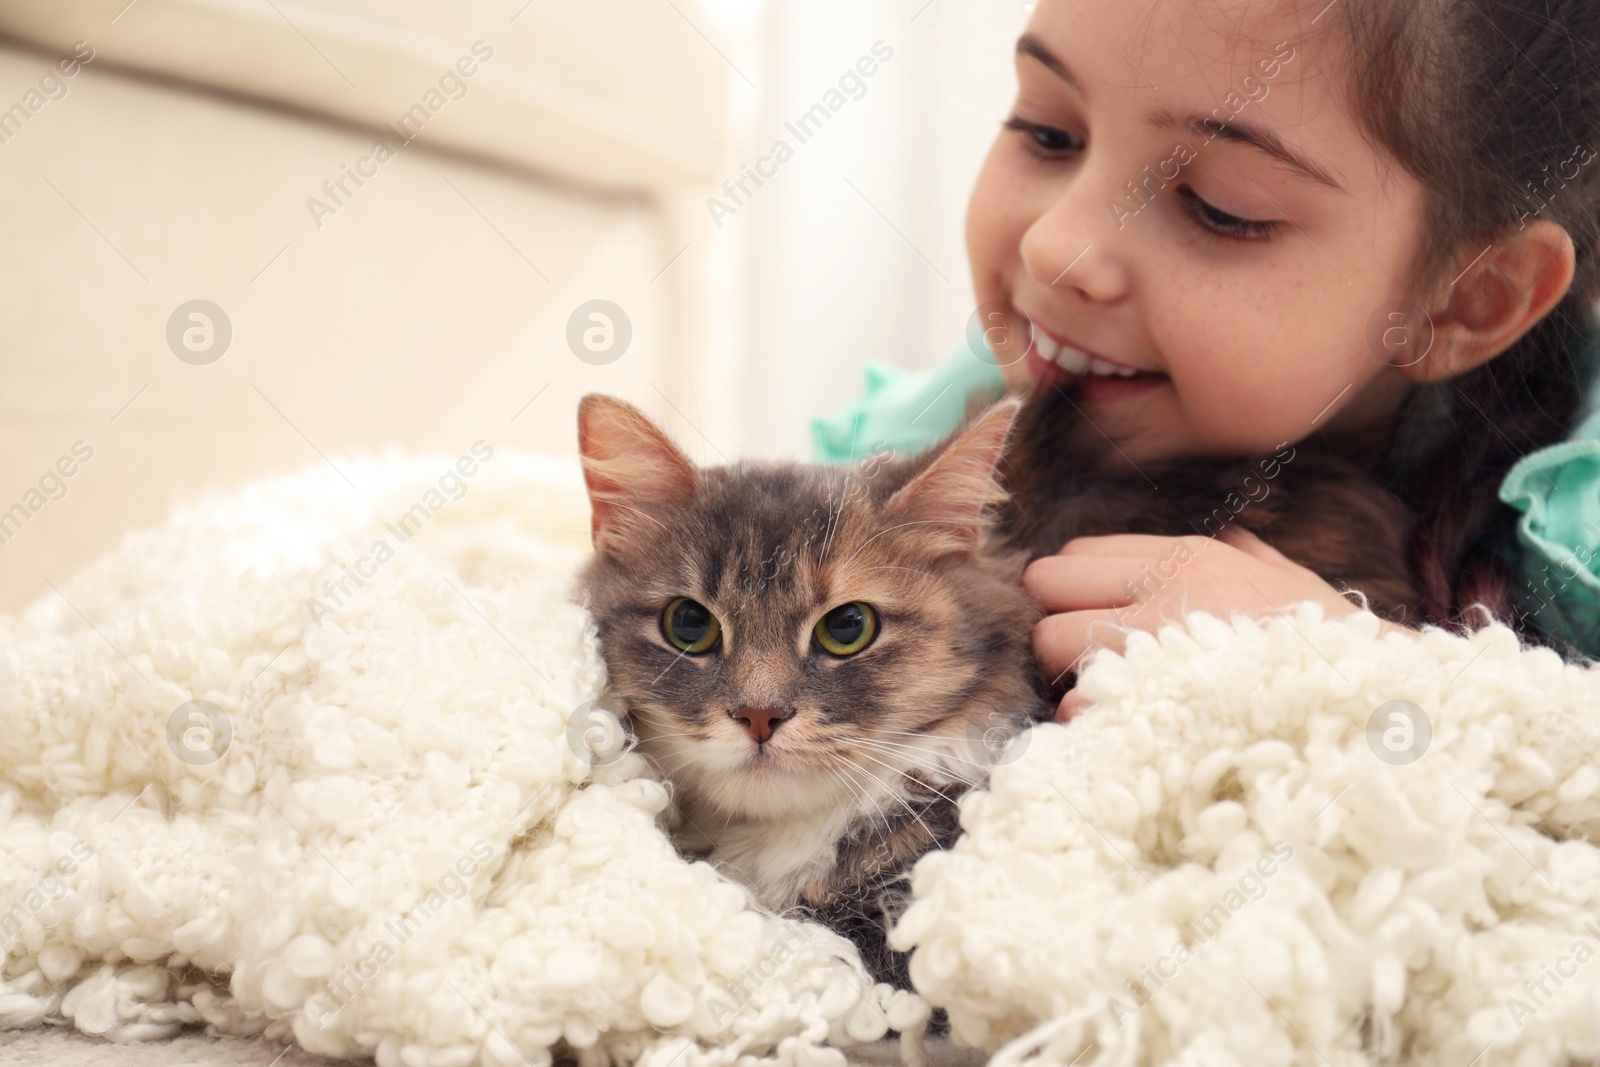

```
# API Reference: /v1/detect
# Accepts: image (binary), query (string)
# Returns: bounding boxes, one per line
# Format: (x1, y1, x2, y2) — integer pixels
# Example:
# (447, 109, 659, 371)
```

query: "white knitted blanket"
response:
(1, 451, 1597, 1067)
(0, 451, 922, 1067)
(908, 603, 1600, 1066)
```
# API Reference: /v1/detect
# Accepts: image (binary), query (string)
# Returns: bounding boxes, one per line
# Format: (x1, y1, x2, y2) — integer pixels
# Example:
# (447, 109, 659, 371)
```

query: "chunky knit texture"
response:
(897, 606, 1600, 1066)
(4, 450, 1599, 1067)
(0, 451, 920, 1067)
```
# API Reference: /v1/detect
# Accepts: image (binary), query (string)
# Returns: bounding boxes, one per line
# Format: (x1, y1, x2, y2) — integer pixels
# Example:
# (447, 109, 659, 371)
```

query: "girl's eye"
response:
(1004, 116, 1085, 157)
(814, 602, 879, 657)
(662, 597, 721, 654)
(1177, 186, 1280, 240)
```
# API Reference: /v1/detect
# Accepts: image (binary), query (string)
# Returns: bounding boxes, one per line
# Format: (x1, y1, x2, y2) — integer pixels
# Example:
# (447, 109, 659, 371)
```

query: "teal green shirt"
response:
(812, 343, 1600, 661)
(1499, 397, 1600, 659)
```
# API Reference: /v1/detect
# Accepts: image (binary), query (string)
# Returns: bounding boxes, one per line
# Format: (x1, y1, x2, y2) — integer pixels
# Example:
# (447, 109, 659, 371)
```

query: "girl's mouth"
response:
(1022, 328, 1168, 404)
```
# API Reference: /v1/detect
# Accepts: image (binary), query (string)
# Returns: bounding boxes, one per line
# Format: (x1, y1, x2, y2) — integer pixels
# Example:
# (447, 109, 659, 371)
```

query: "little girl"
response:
(815, 0, 1600, 700)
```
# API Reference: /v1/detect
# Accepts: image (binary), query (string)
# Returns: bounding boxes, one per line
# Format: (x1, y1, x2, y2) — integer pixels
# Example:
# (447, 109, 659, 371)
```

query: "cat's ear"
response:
(884, 397, 1021, 554)
(577, 394, 698, 554)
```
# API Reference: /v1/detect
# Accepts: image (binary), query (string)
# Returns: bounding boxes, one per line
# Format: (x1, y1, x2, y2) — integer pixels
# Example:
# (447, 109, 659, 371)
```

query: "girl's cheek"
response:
(1151, 268, 1321, 440)
(968, 146, 1046, 306)
(966, 178, 1008, 299)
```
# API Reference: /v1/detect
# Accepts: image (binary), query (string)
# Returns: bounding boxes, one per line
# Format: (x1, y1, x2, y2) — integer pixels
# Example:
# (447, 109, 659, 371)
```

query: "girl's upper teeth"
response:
(1034, 329, 1144, 376)
(1034, 331, 1059, 363)
(1054, 344, 1091, 374)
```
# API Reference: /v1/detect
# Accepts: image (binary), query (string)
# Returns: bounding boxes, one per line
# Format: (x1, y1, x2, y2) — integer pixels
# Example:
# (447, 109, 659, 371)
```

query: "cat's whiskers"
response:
(821, 761, 890, 833)
(628, 725, 752, 800)
(869, 726, 1015, 769)
(627, 716, 699, 759)
(715, 795, 740, 838)
(818, 764, 860, 808)
(873, 724, 1023, 745)
(819, 751, 896, 793)
(843, 762, 943, 854)
(824, 748, 903, 829)
(854, 737, 987, 788)
(847, 750, 961, 828)
(637, 744, 700, 781)
(863, 726, 1021, 780)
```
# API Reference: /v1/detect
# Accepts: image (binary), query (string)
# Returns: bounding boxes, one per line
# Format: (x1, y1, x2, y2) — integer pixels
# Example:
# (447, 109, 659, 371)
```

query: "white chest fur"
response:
(658, 730, 984, 911)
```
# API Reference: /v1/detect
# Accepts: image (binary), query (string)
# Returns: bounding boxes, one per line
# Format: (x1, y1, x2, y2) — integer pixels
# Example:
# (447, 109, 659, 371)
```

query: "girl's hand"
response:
(1025, 528, 1404, 722)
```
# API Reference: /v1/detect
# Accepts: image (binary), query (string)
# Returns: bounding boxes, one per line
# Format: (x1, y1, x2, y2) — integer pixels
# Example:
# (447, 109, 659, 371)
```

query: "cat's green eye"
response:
(814, 602, 878, 657)
(662, 597, 721, 654)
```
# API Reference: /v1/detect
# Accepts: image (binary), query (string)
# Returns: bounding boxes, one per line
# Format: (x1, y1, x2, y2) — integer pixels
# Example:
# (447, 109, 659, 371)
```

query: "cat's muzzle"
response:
(730, 706, 793, 744)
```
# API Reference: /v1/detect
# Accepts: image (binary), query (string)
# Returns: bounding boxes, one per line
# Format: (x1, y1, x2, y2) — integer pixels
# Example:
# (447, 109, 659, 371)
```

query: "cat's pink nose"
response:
(732, 706, 791, 744)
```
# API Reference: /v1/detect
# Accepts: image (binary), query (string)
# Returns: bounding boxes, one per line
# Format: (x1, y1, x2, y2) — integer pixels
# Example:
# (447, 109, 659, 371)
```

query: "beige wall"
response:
(0, 0, 1038, 611)
(0, 23, 724, 613)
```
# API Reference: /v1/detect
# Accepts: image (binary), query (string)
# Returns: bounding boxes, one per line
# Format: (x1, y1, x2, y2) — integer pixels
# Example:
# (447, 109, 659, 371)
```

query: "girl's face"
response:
(969, 0, 1430, 462)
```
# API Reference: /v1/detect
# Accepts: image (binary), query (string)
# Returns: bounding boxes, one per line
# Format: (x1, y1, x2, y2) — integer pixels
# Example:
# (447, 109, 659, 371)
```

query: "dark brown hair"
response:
(1319, 0, 1600, 642)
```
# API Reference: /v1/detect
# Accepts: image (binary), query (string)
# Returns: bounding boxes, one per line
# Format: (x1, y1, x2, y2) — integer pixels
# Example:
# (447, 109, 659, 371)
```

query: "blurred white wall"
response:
(0, 0, 1030, 612)
(721, 0, 1032, 459)
(0, 0, 733, 612)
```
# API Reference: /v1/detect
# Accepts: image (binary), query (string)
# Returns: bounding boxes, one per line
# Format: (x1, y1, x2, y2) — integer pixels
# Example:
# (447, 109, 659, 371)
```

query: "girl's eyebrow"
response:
(1017, 35, 1344, 194)
(1016, 34, 1080, 91)
(1147, 109, 1344, 192)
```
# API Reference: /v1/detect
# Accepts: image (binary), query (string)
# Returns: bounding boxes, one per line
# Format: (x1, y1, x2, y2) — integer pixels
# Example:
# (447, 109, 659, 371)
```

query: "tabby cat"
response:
(574, 385, 1419, 989)
(575, 393, 1048, 988)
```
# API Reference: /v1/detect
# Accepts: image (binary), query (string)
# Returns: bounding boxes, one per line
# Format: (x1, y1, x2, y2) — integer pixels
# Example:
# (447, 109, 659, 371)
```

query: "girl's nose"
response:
(1019, 163, 1134, 304)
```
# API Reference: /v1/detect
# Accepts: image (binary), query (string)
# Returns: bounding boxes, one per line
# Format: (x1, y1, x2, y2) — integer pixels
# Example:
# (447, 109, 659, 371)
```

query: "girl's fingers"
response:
(1055, 690, 1092, 723)
(1032, 609, 1131, 680)
(1055, 533, 1203, 556)
(1022, 554, 1141, 612)
(1219, 526, 1294, 566)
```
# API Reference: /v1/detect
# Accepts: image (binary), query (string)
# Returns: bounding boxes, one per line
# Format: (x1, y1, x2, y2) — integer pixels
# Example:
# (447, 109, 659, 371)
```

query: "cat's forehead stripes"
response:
(692, 466, 864, 590)
(661, 467, 959, 644)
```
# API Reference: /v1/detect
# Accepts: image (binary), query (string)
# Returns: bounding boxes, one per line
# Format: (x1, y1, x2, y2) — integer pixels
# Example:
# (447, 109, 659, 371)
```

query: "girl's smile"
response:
(968, 0, 1428, 462)
(1019, 319, 1171, 406)
(826, 0, 1597, 697)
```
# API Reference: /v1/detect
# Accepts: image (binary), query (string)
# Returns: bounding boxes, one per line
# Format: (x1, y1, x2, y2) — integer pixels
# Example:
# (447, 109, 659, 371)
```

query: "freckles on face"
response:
(1144, 253, 1395, 453)
(965, 0, 1430, 460)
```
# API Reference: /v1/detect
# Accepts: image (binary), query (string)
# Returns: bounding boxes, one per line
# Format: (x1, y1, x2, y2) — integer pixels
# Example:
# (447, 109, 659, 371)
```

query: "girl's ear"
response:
(577, 394, 698, 553)
(884, 397, 1022, 554)
(1405, 220, 1576, 383)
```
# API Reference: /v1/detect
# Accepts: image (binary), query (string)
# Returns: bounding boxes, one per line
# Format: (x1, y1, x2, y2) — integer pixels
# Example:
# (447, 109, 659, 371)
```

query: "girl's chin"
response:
(998, 366, 1033, 393)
